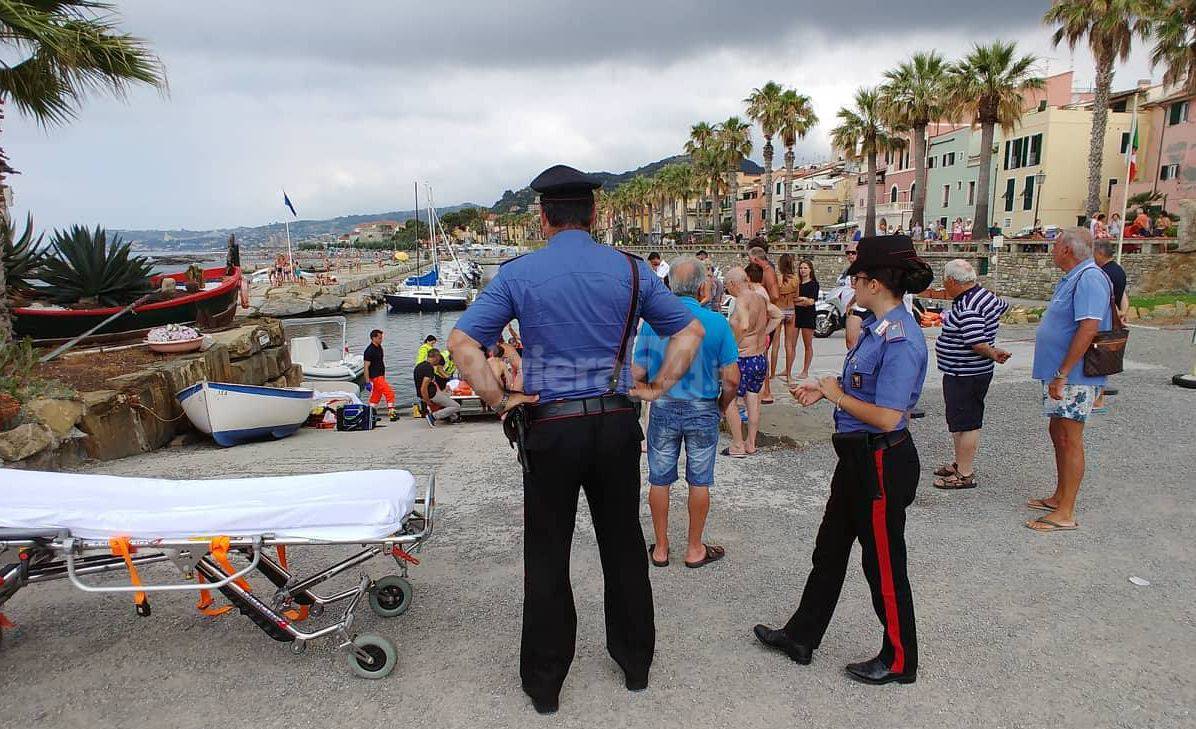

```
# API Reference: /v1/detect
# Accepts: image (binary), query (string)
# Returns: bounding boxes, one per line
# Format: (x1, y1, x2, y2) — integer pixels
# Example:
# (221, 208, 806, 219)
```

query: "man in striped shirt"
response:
(932, 260, 1011, 490)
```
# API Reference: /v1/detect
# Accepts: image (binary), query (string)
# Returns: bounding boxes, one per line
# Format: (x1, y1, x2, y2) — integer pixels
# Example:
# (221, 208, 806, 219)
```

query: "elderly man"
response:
(748, 245, 781, 403)
(931, 260, 1011, 489)
(634, 257, 740, 569)
(723, 266, 781, 457)
(1026, 228, 1113, 533)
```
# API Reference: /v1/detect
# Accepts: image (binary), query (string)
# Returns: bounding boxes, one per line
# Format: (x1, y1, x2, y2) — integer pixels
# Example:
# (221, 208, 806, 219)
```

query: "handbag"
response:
(1080, 269, 1128, 377)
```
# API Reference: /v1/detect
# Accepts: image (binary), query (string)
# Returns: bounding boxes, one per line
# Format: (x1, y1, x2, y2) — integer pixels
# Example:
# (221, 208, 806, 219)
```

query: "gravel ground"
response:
(2, 323, 1194, 729)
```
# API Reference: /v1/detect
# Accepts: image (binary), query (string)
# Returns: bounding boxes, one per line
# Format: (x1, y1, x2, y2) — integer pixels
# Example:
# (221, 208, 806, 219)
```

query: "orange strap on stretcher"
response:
(109, 537, 149, 615)
(193, 538, 308, 622)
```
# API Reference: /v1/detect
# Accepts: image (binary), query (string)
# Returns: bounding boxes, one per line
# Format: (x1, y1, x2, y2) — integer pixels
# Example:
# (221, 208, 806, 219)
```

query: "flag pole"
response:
(284, 218, 294, 280)
(1116, 90, 1140, 265)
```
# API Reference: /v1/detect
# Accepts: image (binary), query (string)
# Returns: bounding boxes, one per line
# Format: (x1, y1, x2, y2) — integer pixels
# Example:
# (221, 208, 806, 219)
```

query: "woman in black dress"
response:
(794, 258, 819, 380)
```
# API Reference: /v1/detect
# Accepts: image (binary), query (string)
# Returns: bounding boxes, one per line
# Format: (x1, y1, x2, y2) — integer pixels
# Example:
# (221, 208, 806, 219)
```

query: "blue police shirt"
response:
(835, 304, 928, 434)
(454, 230, 694, 401)
(633, 296, 738, 401)
(1031, 258, 1112, 387)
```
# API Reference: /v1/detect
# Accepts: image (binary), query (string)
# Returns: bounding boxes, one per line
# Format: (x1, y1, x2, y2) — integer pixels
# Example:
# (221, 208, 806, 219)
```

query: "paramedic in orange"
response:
(364, 329, 399, 421)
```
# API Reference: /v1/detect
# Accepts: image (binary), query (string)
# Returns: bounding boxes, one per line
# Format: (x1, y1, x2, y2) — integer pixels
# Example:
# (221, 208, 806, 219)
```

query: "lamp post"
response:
(1033, 170, 1047, 232)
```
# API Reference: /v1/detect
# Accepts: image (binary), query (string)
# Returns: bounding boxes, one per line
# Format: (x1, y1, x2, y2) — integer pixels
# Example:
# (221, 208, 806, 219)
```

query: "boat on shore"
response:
(12, 267, 241, 345)
(176, 380, 314, 447)
(282, 316, 366, 381)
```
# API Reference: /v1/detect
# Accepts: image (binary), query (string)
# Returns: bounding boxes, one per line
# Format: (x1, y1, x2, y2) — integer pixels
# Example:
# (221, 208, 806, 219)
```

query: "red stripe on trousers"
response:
(871, 448, 905, 674)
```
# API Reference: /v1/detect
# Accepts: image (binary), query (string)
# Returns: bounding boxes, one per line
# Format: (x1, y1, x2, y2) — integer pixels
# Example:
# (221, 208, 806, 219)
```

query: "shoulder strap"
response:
(608, 252, 640, 394)
(1077, 265, 1119, 328)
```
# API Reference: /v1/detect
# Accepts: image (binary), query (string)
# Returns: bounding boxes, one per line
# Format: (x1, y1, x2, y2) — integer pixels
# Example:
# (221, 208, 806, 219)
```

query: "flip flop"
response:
(685, 544, 726, 569)
(1025, 517, 1079, 532)
(761, 398, 775, 405)
(1026, 498, 1057, 512)
(720, 447, 747, 458)
(648, 544, 669, 568)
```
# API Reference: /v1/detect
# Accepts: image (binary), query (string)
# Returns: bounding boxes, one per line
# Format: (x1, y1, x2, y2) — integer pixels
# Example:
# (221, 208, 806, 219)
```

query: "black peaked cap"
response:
(530, 164, 603, 199)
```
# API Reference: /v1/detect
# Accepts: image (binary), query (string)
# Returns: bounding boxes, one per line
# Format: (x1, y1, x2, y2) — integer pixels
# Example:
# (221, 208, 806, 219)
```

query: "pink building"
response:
(734, 179, 766, 238)
(1109, 89, 1195, 215)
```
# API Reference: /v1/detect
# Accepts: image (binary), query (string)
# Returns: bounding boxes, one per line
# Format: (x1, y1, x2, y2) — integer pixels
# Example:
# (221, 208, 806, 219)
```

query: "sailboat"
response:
(385, 184, 477, 312)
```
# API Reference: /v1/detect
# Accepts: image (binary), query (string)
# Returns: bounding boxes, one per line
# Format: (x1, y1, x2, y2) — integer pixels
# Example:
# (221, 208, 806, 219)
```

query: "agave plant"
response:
(2, 214, 46, 299)
(40, 226, 154, 307)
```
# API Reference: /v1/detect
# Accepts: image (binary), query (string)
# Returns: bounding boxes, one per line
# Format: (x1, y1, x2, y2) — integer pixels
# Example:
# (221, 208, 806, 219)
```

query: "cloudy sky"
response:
(7, 0, 1160, 233)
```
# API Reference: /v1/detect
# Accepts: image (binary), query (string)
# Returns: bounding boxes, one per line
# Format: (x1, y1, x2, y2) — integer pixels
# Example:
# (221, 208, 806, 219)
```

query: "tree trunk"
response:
(682, 195, 689, 233)
(784, 146, 795, 240)
(762, 136, 774, 228)
(730, 168, 740, 239)
(1088, 54, 1115, 217)
(0, 97, 10, 347)
(865, 152, 878, 237)
(912, 122, 928, 230)
(974, 120, 996, 240)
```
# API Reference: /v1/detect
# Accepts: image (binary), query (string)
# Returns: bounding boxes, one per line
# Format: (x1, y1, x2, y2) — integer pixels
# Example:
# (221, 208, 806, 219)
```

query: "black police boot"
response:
(844, 657, 916, 686)
(753, 624, 812, 665)
(625, 673, 649, 692)
(523, 687, 559, 714)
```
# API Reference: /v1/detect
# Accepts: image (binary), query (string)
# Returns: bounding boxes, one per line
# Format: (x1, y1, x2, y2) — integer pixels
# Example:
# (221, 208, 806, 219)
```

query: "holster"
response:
(502, 404, 531, 475)
(831, 432, 882, 500)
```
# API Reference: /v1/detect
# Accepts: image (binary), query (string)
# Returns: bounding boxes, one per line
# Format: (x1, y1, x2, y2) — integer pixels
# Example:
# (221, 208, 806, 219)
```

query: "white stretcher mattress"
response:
(0, 469, 418, 541)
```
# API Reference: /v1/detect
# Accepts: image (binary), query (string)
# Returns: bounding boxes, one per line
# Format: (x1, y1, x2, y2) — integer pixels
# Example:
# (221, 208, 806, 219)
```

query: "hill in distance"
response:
(490, 155, 764, 213)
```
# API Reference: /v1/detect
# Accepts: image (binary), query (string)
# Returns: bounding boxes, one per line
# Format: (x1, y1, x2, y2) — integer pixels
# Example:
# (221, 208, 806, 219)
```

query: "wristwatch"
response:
(496, 391, 510, 412)
(1053, 369, 1066, 380)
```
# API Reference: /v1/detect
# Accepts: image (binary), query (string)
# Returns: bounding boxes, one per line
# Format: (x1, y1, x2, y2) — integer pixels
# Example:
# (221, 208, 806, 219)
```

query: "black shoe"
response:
(753, 624, 812, 665)
(844, 657, 916, 685)
(523, 687, 559, 714)
(625, 675, 649, 692)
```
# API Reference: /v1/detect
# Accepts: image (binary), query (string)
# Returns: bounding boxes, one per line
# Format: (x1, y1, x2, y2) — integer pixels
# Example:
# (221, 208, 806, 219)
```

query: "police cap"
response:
(530, 164, 602, 201)
(846, 234, 933, 293)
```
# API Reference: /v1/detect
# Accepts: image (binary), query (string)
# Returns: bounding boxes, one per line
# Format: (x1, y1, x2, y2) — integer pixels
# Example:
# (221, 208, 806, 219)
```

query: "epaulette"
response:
(499, 252, 530, 266)
(884, 320, 907, 342)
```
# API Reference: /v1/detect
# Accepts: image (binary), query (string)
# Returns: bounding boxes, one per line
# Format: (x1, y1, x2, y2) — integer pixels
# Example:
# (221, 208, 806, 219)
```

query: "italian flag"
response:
(1128, 123, 1139, 182)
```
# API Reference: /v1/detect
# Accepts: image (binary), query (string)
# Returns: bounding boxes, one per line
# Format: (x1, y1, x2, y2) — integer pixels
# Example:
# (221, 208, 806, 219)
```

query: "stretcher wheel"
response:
(347, 634, 397, 679)
(369, 576, 413, 618)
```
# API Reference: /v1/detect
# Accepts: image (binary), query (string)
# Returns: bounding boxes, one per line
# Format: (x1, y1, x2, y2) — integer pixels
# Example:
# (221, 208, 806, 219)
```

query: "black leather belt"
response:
(868, 429, 909, 450)
(527, 394, 637, 422)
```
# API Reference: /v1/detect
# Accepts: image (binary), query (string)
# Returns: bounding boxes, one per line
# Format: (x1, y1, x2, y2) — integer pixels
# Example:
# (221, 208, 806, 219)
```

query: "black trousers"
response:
(784, 434, 920, 674)
(519, 408, 653, 703)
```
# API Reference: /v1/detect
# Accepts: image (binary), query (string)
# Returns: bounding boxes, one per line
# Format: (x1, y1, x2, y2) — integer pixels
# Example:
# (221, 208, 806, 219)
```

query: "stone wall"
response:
(1, 319, 303, 470)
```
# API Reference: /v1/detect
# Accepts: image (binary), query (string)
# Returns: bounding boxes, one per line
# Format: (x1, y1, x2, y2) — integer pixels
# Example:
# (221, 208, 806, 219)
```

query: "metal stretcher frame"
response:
(0, 474, 436, 680)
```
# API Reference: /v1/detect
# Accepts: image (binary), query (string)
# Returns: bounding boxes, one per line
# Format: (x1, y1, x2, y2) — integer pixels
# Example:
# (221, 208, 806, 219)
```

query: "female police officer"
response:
(753, 234, 932, 686)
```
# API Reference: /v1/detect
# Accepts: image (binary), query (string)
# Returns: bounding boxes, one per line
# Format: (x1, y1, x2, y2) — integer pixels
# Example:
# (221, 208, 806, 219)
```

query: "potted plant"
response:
(184, 264, 205, 293)
(39, 226, 154, 307)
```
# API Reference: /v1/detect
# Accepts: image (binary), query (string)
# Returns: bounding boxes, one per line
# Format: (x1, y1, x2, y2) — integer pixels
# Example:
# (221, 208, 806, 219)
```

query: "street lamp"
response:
(1033, 170, 1047, 231)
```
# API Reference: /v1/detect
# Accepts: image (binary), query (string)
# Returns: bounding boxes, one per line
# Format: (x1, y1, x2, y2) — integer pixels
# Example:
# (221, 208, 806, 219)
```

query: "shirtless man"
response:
(722, 266, 782, 457)
(748, 246, 781, 403)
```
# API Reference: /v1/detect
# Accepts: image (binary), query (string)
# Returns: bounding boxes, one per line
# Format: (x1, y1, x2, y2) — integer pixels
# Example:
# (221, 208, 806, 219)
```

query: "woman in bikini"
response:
(771, 254, 800, 385)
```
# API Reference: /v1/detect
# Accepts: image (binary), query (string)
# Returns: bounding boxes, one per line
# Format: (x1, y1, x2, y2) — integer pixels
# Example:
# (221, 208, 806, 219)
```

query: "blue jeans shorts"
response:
(646, 398, 722, 487)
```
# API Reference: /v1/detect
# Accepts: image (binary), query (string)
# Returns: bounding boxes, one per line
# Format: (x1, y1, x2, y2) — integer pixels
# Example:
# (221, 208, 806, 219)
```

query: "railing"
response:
(612, 236, 1181, 257)
(875, 201, 913, 215)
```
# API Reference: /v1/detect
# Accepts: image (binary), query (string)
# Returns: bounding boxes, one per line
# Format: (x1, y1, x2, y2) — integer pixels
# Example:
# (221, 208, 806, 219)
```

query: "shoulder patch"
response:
(884, 320, 907, 342)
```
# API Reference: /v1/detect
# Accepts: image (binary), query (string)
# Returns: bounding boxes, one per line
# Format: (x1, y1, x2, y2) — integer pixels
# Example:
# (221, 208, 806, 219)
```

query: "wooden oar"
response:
(39, 294, 154, 363)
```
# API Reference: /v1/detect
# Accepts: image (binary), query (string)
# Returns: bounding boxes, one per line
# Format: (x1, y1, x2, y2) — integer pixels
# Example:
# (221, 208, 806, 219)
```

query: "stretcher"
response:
(0, 469, 434, 679)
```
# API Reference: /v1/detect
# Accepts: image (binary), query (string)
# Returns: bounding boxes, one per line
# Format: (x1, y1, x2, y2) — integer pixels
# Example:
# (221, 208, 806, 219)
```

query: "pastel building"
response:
(767, 162, 854, 229)
(923, 125, 985, 230)
(1109, 88, 1196, 214)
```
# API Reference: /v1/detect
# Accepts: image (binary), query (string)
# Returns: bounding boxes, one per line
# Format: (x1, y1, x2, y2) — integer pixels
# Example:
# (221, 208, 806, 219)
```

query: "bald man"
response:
(723, 266, 781, 457)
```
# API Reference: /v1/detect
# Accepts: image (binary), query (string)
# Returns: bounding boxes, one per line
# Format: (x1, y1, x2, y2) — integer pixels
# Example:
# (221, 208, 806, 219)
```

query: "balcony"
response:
(875, 201, 912, 215)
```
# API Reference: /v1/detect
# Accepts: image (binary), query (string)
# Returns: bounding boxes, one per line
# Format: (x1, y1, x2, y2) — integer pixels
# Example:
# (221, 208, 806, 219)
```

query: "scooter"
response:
(814, 282, 853, 338)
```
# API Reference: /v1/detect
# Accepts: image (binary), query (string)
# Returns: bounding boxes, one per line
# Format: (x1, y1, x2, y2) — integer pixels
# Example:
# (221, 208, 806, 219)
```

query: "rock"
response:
(341, 293, 368, 313)
(208, 324, 276, 359)
(0, 422, 56, 462)
(23, 398, 85, 438)
(309, 292, 343, 314)
(258, 295, 312, 317)
(0, 392, 19, 431)
(1153, 304, 1176, 318)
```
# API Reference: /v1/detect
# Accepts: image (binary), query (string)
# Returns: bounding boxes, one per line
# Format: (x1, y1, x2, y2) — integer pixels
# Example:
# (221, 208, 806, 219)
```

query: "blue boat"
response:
(177, 381, 315, 447)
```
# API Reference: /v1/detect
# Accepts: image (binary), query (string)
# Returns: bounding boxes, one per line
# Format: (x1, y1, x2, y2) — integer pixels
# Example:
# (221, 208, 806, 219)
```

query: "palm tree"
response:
(831, 87, 903, 237)
(745, 81, 786, 229)
(946, 42, 1044, 239)
(1150, 0, 1196, 92)
(0, 1, 165, 345)
(676, 163, 701, 235)
(685, 122, 718, 232)
(880, 51, 949, 231)
(717, 117, 753, 239)
(1045, 1, 1153, 217)
(778, 89, 818, 240)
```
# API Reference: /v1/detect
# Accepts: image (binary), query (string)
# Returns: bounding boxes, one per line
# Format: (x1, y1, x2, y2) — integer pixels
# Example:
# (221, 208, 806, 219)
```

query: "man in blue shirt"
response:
(447, 165, 704, 715)
(1026, 228, 1112, 533)
(633, 257, 740, 570)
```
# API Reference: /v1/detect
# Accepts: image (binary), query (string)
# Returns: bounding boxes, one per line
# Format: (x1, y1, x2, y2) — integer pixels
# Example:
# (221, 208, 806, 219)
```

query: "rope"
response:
(132, 401, 187, 423)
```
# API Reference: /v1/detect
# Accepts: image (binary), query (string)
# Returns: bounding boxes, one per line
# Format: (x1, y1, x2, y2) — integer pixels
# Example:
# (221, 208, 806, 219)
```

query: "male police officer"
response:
(448, 165, 704, 714)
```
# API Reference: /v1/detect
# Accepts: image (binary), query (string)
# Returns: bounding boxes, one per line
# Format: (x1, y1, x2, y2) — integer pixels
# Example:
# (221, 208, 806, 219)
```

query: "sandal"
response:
(648, 544, 669, 568)
(1026, 498, 1057, 512)
(933, 472, 976, 490)
(684, 544, 726, 569)
(934, 462, 958, 477)
(1025, 517, 1079, 532)
(720, 447, 747, 459)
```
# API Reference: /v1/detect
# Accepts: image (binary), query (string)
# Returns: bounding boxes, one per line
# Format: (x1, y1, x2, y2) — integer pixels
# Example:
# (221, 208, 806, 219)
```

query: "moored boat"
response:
(282, 316, 365, 382)
(12, 267, 241, 345)
(176, 380, 315, 447)
(384, 285, 470, 312)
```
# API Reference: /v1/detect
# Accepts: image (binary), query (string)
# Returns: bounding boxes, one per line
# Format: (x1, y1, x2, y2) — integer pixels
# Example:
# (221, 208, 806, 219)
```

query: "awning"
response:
(821, 221, 859, 231)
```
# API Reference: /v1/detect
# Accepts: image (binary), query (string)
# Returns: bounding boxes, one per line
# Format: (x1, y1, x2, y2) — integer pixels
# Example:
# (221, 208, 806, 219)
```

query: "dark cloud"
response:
(123, 0, 1051, 70)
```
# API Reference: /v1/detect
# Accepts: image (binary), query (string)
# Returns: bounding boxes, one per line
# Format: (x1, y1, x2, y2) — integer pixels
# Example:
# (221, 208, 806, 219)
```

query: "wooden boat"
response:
(176, 380, 315, 447)
(282, 316, 366, 382)
(12, 267, 241, 345)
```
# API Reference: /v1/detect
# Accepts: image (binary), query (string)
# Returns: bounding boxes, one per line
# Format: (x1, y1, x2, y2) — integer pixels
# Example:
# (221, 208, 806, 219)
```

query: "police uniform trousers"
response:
(519, 407, 653, 703)
(783, 432, 919, 674)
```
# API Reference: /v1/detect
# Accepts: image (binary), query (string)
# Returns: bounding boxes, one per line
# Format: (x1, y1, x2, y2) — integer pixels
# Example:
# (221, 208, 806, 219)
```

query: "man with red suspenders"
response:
(754, 235, 932, 686)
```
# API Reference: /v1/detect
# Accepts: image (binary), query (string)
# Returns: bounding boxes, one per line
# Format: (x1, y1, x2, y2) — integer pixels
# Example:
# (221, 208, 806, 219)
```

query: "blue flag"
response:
(283, 191, 297, 217)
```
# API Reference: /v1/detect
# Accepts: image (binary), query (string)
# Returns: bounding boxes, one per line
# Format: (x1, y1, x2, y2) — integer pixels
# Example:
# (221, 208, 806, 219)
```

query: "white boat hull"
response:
(177, 381, 315, 447)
